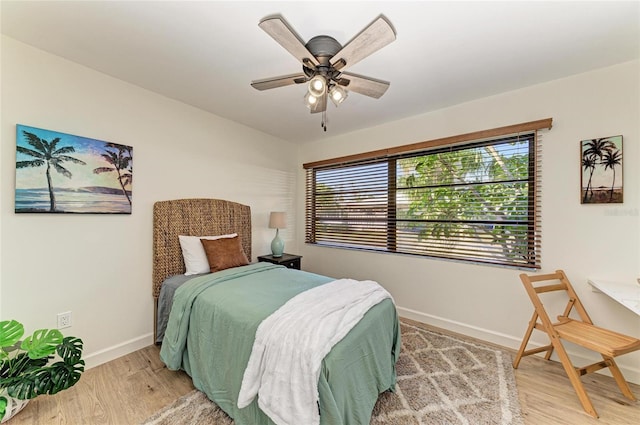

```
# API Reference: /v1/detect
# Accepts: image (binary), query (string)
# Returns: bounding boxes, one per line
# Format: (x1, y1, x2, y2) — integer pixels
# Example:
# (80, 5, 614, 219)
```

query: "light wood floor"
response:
(8, 335, 640, 424)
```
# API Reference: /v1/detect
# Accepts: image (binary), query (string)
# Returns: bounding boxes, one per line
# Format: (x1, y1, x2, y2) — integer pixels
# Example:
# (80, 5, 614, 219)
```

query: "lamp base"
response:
(271, 229, 284, 257)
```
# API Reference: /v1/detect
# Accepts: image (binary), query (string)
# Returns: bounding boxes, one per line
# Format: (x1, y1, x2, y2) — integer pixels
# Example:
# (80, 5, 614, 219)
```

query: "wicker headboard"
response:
(152, 198, 252, 299)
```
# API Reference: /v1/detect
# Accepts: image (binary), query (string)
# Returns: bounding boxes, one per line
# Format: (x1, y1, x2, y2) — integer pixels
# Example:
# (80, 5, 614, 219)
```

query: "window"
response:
(304, 119, 551, 269)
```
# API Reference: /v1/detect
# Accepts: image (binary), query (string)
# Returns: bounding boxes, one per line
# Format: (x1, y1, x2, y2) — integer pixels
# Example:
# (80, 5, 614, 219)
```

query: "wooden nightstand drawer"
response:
(257, 253, 302, 270)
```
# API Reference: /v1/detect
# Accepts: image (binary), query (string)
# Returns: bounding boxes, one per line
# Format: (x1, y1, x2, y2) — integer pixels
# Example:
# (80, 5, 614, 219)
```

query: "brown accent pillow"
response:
(200, 236, 249, 273)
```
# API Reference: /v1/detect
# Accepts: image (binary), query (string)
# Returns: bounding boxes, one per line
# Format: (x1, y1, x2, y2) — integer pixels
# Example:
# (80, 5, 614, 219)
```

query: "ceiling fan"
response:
(251, 14, 396, 131)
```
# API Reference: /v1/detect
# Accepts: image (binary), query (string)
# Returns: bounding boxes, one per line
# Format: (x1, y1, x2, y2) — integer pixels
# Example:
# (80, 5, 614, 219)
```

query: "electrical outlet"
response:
(57, 311, 72, 329)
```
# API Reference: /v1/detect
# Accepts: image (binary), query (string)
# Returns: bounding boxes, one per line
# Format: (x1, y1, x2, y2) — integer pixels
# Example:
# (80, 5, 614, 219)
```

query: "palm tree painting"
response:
(15, 125, 133, 213)
(580, 135, 622, 204)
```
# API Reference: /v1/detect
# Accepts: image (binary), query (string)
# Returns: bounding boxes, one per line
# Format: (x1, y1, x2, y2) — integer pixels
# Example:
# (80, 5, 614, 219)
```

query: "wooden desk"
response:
(587, 279, 640, 316)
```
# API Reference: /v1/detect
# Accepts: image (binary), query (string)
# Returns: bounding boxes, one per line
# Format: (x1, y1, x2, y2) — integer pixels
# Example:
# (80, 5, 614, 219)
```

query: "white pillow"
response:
(178, 233, 238, 275)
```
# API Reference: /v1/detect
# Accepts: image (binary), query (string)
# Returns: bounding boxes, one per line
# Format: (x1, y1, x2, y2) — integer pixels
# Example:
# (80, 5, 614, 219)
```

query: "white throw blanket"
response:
(237, 278, 392, 425)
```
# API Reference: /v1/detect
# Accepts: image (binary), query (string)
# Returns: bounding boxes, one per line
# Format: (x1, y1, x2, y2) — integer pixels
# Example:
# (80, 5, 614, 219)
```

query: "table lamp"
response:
(269, 211, 286, 257)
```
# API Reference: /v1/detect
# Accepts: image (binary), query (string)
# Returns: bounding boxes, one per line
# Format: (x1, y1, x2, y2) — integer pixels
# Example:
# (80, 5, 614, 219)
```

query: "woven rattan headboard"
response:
(152, 198, 252, 299)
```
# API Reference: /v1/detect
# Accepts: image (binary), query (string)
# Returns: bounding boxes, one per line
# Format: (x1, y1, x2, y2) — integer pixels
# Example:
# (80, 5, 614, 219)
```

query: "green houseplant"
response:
(0, 320, 84, 422)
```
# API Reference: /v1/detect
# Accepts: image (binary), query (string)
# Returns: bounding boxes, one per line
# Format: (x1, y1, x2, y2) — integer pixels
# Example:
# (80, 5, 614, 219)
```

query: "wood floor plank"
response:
(6, 335, 639, 424)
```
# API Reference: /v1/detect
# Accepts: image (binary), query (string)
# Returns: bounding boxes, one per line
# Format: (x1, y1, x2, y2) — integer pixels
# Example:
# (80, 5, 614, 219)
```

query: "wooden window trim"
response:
(303, 118, 552, 169)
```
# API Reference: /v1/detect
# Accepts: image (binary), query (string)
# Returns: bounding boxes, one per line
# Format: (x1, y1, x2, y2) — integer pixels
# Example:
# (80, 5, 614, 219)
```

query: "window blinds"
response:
(305, 119, 550, 269)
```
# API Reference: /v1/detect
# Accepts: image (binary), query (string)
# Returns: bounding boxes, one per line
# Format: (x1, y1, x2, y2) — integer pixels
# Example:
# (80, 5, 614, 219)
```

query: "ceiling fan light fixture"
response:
(329, 86, 348, 107)
(304, 92, 319, 108)
(308, 75, 327, 97)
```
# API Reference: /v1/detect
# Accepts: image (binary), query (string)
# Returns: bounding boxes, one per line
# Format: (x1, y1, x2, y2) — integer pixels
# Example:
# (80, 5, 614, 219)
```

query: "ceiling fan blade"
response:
(259, 15, 319, 67)
(251, 73, 307, 91)
(340, 72, 390, 99)
(309, 92, 327, 114)
(331, 15, 396, 70)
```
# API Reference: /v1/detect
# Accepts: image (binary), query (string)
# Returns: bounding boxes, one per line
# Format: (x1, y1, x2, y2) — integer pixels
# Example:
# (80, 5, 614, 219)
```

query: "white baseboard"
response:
(397, 306, 640, 385)
(83, 333, 154, 370)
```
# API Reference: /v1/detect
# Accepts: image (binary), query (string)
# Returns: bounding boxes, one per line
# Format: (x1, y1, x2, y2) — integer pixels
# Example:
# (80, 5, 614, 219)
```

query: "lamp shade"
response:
(304, 92, 319, 109)
(308, 75, 326, 97)
(329, 85, 348, 106)
(269, 211, 287, 229)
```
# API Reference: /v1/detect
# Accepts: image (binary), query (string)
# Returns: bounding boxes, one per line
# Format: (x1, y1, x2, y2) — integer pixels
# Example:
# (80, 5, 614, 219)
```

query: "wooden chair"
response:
(513, 269, 640, 418)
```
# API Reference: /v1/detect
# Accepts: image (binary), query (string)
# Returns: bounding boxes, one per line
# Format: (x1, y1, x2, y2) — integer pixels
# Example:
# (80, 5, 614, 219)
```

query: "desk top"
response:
(587, 279, 640, 316)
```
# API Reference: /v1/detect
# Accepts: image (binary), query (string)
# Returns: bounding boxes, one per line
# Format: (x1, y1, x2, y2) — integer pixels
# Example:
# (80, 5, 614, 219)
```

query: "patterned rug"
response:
(142, 319, 523, 425)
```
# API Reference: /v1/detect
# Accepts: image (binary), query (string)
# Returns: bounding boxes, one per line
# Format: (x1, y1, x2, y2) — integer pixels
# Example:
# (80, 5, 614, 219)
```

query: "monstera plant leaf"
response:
(0, 395, 7, 421)
(47, 360, 84, 394)
(21, 329, 63, 359)
(0, 320, 25, 361)
(57, 337, 83, 364)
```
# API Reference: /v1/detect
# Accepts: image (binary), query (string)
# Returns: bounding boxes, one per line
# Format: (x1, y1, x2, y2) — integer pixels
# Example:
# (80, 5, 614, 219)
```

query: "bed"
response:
(153, 198, 400, 425)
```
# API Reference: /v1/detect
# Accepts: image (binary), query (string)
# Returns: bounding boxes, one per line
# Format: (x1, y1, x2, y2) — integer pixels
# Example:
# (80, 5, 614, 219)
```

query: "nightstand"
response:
(257, 253, 302, 270)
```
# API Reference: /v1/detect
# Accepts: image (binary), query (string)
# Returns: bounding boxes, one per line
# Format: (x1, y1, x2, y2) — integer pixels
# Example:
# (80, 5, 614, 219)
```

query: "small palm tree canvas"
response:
(581, 135, 622, 204)
(15, 125, 133, 214)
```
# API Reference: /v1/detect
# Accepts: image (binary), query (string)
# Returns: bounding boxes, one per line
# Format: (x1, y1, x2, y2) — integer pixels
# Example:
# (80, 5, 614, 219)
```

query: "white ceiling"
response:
(2, 1, 639, 144)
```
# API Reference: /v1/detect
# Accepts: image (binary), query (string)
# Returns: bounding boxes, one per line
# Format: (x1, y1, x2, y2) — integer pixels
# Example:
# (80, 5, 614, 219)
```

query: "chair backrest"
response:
(519, 270, 593, 328)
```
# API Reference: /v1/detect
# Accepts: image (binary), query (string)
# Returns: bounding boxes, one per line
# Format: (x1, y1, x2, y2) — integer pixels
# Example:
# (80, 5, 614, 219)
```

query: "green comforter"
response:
(160, 262, 400, 425)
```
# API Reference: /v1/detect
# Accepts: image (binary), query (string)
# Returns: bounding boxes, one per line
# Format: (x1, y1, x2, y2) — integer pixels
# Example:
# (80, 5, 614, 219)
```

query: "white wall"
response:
(298, 60, 640, 383)
(0, 36, 299, 367)
(2, 34, 638, 384)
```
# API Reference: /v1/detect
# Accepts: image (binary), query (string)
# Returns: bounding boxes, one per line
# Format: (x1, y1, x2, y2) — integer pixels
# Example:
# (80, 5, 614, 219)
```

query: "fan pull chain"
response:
(322, 110, 327, 131)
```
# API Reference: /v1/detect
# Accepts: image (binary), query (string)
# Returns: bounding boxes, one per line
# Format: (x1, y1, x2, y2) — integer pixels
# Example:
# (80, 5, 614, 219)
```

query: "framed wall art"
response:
(580, 135, 622, 204)
(15, 124, 133, 214)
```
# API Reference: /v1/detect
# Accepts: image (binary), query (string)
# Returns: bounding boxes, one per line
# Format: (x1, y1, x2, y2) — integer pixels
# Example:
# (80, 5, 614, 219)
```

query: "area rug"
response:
(142, 319, 523, 425)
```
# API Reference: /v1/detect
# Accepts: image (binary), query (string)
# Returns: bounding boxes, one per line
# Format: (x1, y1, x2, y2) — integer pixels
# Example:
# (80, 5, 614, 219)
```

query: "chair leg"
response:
(513, 311, 537, 368)
(552, 338, 599, 418)
(513, 311, 555, 368)
(604, 355, 637, 401)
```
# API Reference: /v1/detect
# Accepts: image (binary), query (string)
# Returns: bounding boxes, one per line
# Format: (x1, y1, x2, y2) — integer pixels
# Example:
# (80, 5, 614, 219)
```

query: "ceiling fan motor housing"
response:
(303, 35, 343, 80)
(306, 35, 342, 58)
